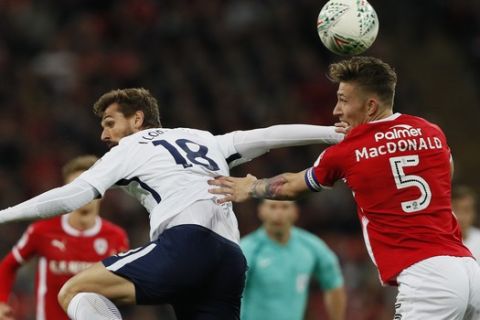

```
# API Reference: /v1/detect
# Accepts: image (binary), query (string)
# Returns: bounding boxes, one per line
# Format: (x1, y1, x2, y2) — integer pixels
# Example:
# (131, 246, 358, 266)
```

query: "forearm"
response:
(233, 125, 343, 160)
(0, 180, 98, 223)
(324, 287, 347, 320)
(208, 170, 311, 203)
(249, 172, 307, 200)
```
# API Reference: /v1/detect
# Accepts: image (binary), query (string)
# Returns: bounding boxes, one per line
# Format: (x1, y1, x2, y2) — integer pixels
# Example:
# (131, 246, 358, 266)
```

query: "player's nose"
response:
(333, 103, 342, 117)
(101, 129, 110, 142)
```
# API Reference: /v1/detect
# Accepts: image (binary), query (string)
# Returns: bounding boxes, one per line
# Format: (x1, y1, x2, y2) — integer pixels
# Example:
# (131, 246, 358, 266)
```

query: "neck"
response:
(68, 211, 97, 231)
(368, 108, 393, 122)
(265, 228, 291, 245)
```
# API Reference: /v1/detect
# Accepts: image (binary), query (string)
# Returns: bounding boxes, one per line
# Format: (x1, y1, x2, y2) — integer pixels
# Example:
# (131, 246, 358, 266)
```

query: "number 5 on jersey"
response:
(389, 155, 432, 213)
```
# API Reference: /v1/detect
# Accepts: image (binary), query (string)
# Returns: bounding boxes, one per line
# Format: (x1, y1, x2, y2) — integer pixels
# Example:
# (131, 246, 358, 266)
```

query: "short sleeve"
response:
(312, 241, 344, 290)
(305, 146, 344, 191)
(77, 137, 151, 196)
(12, 225, 38, 263)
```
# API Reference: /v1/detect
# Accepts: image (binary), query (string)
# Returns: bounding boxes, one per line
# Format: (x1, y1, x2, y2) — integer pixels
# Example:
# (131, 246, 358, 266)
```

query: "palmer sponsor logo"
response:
(374, 124, 422, 142)
(355, 124, 443, 162)
(49, 260, 94, 275)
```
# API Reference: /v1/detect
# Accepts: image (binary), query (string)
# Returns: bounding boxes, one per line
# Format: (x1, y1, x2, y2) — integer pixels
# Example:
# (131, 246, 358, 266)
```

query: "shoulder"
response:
(398, 113, 430, 123)
(176, 128, 220, 145)
(294, 228, 324, 245)
(118, 128, 168, 146)
(178, 127, 214, 137)
(133, 127, 217, 145)
(293, 228, 332, 253)
(398, 114, 444, 131)
(160, 127, 215, 140)
(399, 115, 449, 145)
(240, 229, 264, 250)
(29, 216, 62, 234)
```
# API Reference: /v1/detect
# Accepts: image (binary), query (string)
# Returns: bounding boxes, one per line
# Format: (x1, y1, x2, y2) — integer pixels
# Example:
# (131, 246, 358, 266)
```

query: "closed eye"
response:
(102, 120, 115, 128)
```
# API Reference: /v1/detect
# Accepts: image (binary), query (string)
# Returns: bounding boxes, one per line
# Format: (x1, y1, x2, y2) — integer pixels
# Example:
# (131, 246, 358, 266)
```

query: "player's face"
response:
(453, 195, 477, 235)
(259, 200, 298, 235)
(65, 171, 100, 215)
(333, 82, 371, 128)
(100, 103, 140, 148)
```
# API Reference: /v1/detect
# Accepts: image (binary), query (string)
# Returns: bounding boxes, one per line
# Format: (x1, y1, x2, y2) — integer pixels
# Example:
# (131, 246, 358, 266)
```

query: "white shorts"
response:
(394, 256, 480, 320)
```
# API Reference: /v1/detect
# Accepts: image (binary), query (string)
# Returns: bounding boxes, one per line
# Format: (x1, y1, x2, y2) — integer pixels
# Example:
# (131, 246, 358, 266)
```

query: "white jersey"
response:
(0, 124, 342, 240)
(464, 227, 480, 262)
(78, 128, 249, 242)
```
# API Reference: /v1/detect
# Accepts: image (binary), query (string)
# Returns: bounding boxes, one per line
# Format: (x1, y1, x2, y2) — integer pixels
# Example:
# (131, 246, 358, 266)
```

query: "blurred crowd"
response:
(0, 0, 479, 319)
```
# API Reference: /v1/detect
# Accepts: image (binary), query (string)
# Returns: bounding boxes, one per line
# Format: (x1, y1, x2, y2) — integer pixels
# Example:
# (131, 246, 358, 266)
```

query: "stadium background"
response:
(0, 0, 478, 319)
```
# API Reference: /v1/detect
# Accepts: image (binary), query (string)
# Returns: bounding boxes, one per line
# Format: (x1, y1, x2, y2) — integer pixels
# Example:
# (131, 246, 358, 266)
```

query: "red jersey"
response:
(0, 214, 129, 320)
(305, 113, 471, 284)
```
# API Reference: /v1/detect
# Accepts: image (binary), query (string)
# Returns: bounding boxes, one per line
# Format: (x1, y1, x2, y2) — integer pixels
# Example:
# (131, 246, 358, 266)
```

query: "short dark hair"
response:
(327, 56, 397, 106)
(62, 155, 98, 181)
(93, 88, 161, 128)
(452, 185, 477, 202)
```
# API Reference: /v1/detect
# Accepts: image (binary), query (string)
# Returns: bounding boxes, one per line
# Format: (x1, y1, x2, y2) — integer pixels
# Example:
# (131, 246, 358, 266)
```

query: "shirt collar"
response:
(61, 214, 102, 237)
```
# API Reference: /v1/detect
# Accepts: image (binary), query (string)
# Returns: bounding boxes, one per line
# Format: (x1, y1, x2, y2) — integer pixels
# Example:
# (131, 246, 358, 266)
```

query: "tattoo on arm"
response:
(249, 174, 288, 199)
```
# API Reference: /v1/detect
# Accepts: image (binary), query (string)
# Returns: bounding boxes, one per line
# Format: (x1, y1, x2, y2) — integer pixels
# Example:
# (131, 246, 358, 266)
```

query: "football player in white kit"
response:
(0, 88, 345, 320)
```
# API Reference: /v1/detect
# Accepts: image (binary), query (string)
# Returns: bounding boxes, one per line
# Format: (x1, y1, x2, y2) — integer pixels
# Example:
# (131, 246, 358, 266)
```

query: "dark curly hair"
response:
(93, 88, 161, 128)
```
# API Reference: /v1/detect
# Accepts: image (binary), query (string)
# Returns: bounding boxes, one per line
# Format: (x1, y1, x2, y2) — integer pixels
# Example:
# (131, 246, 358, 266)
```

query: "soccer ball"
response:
(317, 0, 379, 56)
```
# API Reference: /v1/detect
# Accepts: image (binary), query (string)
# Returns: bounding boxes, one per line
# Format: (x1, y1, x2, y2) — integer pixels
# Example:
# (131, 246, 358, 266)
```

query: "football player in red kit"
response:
(0, 155, 129, 320)
(209, 56, 480, 319)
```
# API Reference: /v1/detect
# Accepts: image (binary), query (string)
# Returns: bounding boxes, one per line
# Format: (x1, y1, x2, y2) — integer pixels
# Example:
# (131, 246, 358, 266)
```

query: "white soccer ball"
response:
(317, 0, 379, 56)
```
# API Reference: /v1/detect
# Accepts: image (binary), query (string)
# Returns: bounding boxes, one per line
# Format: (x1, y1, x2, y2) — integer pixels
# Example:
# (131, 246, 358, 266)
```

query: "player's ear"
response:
(367, 99, 378, 116)
(133, 111, 145, 129)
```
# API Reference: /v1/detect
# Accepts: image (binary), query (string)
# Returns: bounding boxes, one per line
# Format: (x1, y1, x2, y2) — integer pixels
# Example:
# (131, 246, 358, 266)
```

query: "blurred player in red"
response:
(209, 56, 480, 319)
(0, 155, 129, 320)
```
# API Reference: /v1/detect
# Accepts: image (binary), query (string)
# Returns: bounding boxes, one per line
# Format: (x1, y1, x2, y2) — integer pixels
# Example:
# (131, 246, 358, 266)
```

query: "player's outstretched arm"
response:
(0, 180, 99, 224)
(208, 170, 310, 203)
(217, 123, 348, 168)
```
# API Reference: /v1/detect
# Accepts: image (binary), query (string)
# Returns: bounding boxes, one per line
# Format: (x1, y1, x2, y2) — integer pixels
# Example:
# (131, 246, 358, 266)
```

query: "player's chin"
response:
(106, 141, 118, 148)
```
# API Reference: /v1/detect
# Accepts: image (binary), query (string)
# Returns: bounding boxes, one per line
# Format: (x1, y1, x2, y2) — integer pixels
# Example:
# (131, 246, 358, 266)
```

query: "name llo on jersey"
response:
(355, 124, 443, 162)
(139, 129, 166, 143)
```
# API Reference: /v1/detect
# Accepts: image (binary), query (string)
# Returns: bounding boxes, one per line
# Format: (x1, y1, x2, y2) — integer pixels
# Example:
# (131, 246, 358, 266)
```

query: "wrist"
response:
(248, 179, 263, 199)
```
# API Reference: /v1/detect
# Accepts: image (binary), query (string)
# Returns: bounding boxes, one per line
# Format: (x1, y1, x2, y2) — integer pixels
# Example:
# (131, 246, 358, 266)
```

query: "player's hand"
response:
(0, 303, 14, 320)
(334, 121, 351, 135)
(208, 174, 257, 204)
